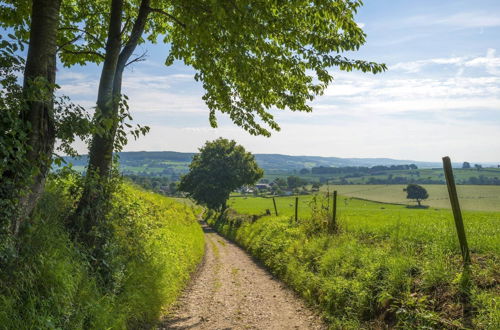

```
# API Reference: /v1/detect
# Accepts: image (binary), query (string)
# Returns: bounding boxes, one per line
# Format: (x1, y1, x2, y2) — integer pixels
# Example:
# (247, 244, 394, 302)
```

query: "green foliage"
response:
(0, 37, 30, 257)
(53, 95, 93, 160)
(0, 174, 204, 329)
(404, 184, 429, 206)
(166, 0, 386, 136)
(211, 195, 499, 328)
(287, 175, 307, 189)
(179, 138, 263, 210)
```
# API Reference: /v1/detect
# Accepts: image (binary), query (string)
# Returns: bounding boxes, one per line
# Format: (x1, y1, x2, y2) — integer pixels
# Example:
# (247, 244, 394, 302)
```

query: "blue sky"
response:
(57, 0, 500, 162)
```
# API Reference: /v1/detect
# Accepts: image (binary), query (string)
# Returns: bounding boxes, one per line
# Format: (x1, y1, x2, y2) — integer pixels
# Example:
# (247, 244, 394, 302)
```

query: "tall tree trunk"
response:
(86, 0, 124, 178)
(14, 0, 62, 235)
(74, 0, 151, 241)
(87, 0, 151, 176)
(72, 0, 123, 239)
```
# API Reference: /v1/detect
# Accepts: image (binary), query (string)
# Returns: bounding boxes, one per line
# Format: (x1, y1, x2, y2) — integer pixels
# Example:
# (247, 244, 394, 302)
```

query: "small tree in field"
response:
(179, 138, 263, 211)
(404, 184, 429, 207)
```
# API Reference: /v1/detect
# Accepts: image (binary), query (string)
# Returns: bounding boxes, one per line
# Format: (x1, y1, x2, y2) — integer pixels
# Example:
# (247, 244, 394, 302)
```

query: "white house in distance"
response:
(255, 183, 271, 190)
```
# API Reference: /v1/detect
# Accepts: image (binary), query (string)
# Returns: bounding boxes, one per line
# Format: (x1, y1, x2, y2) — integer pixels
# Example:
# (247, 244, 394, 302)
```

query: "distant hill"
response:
(65, 151, 446, 174)
(252, 154, 442, 172)
(64, 151, 499, 185)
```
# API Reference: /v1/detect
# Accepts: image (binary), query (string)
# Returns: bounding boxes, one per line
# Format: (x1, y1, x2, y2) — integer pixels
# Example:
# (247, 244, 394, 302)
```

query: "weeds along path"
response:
(160, 222, 325, 330)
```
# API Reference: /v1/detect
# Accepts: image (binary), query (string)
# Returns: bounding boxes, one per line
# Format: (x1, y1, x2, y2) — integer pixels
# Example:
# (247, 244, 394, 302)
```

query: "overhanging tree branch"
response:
(58, 26, 104, 48)
(148, 7, 186, 28)
(125, 50, 148, 67)
(56, 34, 82, 52)
(60, 48, 105, 60)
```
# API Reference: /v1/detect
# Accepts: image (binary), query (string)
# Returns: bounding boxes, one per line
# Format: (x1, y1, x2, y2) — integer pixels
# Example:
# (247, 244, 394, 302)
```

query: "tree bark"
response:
(86, 0, 125, 178)
(14, 0, 62, 235)
(86, 0, 150, 178)
(71, 0, 124, 239)
(73, 0, 151, 239)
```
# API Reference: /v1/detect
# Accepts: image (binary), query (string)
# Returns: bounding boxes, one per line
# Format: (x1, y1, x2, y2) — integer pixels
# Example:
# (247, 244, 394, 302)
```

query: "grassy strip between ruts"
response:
(0, 177, 204, 329)
(208, 196, 499, 329)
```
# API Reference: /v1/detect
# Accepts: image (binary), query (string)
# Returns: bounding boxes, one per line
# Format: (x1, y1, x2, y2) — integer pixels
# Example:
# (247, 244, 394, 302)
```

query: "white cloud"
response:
(58, 46, 500, 162)
(390, 49, 500, 74)
(464, 49, 500, 75)
(321, 75, 500, 115)
(406, 12, 500, 29)
(435, 12, 500, 28)
(120, 117, 500, 162)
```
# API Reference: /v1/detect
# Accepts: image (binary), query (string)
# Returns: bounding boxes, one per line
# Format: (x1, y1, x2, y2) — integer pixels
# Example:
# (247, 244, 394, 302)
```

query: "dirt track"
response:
(160, 222, 326, 330)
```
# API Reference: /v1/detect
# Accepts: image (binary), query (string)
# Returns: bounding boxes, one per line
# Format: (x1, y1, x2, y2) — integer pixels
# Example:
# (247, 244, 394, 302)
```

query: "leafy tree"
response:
(462, 162, 471, 169)
(168, 182, 178, 196)
(273, 177, 287, 188)
(1, 0, 63, 234)
(299, 168, 310, 175)
(474, 164, 482, 171)
(287, 176, 306, 189)
(179, 138, 263, 211)
(73, 0, 386, 181)
(1, 1, 91, 235)
(55, 0, 385, 243)
(404, 184, 428, 207)
(68, 0, 157, 239)
(166, 0, 385, 137)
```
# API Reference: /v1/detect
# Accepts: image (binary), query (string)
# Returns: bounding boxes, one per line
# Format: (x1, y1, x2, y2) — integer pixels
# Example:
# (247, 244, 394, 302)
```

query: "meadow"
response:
(214, 193, 500, 328)
(319, 184, 500, 211)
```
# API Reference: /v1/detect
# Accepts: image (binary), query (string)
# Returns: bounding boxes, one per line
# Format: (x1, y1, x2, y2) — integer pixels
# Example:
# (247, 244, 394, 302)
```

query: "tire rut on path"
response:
(159, 222, 326, 330)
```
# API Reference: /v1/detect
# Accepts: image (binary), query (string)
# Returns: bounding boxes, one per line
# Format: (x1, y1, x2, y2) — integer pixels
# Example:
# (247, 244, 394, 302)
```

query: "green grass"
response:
(318, 184, 500, 211)
(263, 167, 500, 183)
(213, 195, 500, 328)
(0, 178, 204, 329)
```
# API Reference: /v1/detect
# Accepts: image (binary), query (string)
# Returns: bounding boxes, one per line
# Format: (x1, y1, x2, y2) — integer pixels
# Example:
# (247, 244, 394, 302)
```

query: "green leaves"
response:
(163, 0, 386, 136)
(179, 138, 263, 210)
(90, 93, 150, 153)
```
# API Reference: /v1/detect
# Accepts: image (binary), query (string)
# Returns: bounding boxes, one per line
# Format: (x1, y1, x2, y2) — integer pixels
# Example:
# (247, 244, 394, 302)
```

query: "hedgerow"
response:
(0, 174, 204, 329)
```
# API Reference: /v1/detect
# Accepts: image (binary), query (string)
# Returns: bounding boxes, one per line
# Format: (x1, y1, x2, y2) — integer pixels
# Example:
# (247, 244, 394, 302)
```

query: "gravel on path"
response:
(159, 222, 326, 330)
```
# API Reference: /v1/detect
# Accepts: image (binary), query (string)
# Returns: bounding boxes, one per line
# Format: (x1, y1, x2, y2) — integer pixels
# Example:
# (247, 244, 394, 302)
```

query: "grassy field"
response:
(316, 184, 500, 211)
(219, 194, 500, 328)
(228, 194, 500, 252)
(264, 168, 500, 184)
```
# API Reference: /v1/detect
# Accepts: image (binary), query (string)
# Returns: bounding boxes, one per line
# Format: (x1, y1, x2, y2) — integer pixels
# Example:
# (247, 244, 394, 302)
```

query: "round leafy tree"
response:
(179, 138, 263, 211)
(404, 184, 429, 207)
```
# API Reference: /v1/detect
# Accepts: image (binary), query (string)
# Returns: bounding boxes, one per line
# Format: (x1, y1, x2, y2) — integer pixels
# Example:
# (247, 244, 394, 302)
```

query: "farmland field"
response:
(316, 184, 500, 211)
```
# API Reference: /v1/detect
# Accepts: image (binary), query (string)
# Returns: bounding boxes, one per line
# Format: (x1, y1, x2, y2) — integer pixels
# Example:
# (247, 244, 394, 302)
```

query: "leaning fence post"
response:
(295, 196, 298, 222)
(272, 197, 278, 216)
(442, 156, 471, 266)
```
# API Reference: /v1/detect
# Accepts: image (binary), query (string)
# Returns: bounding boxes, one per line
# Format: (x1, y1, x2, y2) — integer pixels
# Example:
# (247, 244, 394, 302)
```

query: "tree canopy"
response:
(404, 184, 428, 207)
(166, 0, 386, 136)
(179, 138, 263, 211)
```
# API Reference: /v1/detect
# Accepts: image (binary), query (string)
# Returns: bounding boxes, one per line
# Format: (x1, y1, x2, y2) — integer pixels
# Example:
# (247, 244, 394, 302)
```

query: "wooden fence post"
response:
(331, 190, 337, 232)
(295, 196, 298, 222)
(442, 156, 471, 266)
(272, 197, 278, 216)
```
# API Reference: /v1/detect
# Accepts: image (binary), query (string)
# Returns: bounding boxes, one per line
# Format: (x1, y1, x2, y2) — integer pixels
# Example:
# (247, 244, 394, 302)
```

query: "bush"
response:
(0, 175, 204, 329)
